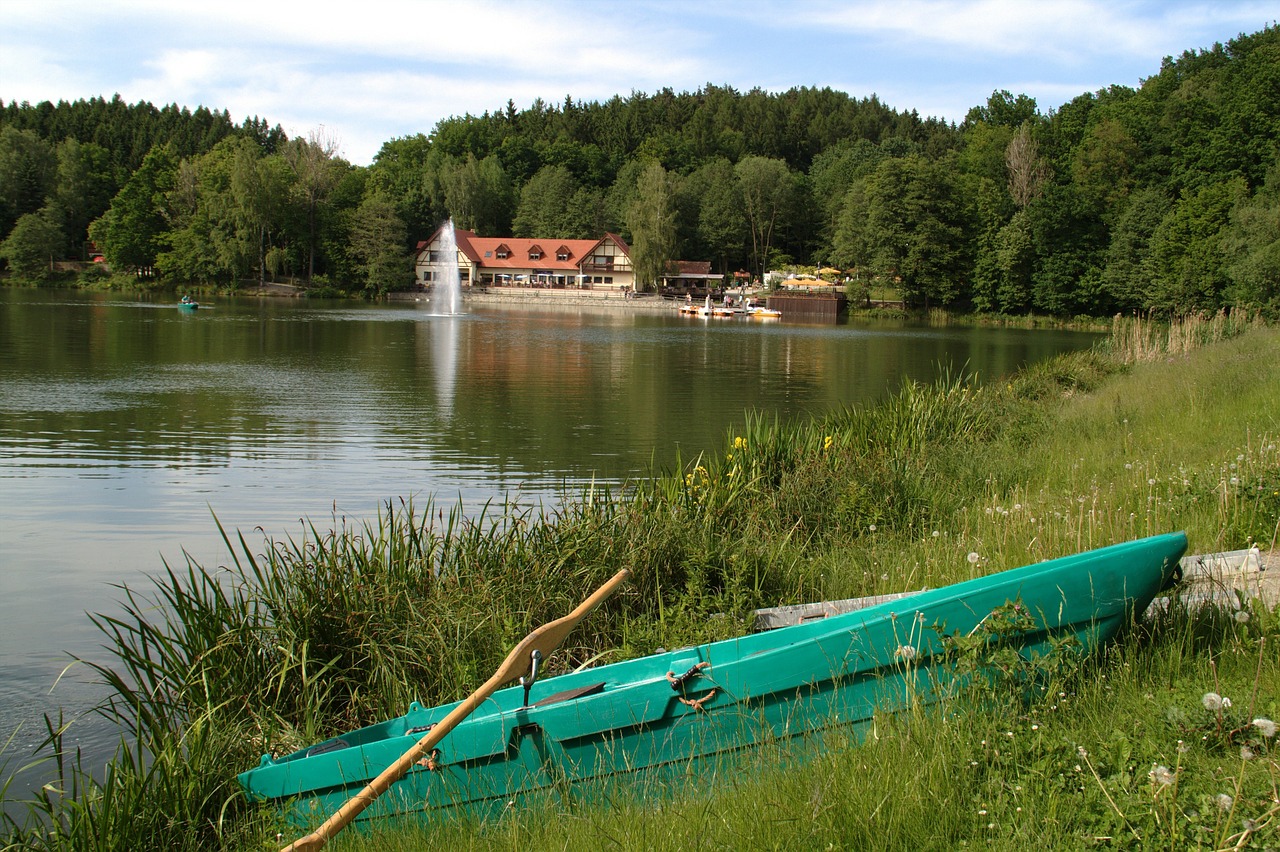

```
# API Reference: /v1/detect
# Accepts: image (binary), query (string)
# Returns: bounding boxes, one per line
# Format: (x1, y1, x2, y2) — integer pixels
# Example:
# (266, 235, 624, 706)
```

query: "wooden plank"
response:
(750, 548, 1276, 631)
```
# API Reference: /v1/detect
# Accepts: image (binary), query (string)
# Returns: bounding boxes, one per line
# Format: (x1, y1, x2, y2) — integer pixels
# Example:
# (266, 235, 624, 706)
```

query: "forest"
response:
(1, 24, 1278, 316)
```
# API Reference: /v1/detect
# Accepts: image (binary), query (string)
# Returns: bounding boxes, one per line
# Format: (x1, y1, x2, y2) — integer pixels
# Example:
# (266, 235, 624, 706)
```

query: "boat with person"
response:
(241, 532, 1188, 842)
(178, 295, 200, 310)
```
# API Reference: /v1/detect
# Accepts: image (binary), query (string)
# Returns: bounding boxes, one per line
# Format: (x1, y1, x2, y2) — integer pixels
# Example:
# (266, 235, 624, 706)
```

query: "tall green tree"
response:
(1225, 157, 1280, 313)
(230, 140, 294, 285)
(0, 209, 64, 279)
(283, 128, 345, 282)
(442, 153, 513, 236)
(50, 138, 116, 257)
(684, 158, 746, 273)
(512, 165, 579, 237)
(89, 144, 178, 272)
(0, 126, 56, 242)
(735, 156, 796, 281)
(627, 161, 678, 292)
(863, 155, 971, 306)
(349, 191, 408, 296)
(1147, 178, 1249, 313)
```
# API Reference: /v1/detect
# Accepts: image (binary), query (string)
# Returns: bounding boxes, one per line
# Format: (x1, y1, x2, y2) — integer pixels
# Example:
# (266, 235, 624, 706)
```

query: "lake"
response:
(0, 287, 1100, 792)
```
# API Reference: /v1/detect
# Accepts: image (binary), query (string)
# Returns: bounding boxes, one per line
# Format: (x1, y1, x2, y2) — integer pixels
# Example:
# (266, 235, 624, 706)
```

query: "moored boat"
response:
(240, 532, 1187, 832)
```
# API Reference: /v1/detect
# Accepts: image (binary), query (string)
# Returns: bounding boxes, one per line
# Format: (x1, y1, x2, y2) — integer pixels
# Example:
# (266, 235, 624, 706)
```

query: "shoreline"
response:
(391, 286, 679, 314)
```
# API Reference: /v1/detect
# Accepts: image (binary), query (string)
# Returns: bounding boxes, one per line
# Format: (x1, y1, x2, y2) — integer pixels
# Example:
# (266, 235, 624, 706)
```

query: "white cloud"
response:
(4, 0, 1276, 164)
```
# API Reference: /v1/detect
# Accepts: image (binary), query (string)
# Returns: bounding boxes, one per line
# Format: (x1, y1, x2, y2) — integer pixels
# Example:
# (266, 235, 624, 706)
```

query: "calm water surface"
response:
(0, 288, 1100, 789)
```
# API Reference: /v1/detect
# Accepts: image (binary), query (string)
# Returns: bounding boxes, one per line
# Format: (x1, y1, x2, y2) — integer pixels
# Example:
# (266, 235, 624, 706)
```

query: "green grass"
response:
(3, 316, 1278, 850)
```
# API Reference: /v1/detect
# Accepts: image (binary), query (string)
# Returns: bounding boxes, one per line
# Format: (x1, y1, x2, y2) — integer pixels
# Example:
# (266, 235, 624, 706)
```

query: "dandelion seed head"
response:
(967, 552, 980, 564)
(1203, 692, 1224, 711)
(1148, 764, 1175, 786)
(1252, 717, 1276, 738)
(1216, 793, 1234, 811)
(1234, 609, 1250, 624)
(1241, 746, 1254, 760)
(895, 645, 917, 661)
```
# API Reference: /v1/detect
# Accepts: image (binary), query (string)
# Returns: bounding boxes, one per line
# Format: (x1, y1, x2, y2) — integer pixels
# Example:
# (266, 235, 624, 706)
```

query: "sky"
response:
(2, 1, 1276, 166)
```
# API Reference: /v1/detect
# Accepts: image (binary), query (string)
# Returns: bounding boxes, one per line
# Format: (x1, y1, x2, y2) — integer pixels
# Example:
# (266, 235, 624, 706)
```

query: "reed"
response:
(3, 318, 1278, 849)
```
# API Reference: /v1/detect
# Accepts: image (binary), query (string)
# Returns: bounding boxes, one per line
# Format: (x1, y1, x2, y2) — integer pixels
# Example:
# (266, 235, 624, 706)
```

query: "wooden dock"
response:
(766, 292, 847, 322)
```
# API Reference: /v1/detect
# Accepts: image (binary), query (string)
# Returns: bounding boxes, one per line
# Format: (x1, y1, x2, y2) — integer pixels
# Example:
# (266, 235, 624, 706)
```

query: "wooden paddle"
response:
(280, 568, 631, 851)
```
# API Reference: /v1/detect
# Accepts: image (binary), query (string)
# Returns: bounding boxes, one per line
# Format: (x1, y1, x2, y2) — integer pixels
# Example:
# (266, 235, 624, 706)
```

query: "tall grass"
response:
(3, 317, 1278, 849)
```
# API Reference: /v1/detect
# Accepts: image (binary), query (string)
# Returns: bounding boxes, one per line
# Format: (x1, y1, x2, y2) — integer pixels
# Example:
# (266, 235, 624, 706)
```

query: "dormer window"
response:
(556, 245, 572, 261)
(528, 244, 544, 261)
(495, 243, 510, 260)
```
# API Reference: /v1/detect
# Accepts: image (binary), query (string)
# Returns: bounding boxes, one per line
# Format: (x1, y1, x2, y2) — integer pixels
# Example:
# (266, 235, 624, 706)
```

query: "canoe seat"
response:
(305, 738, 350, 757)
(533, 682, 605, 708)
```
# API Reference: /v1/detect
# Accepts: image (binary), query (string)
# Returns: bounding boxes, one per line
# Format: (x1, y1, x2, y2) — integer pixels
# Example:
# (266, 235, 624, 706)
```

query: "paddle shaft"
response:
(281, 568, 631, 852)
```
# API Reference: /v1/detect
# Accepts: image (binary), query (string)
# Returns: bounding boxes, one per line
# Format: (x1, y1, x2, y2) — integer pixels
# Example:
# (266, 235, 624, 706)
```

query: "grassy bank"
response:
(2, 314, 1277, 850)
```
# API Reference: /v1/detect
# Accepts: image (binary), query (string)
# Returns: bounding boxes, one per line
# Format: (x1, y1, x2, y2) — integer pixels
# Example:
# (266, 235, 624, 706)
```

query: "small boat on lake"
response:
(178, 296, 200, 310)
(240, 532, 1187, 831)
(746, 306, 782, 319)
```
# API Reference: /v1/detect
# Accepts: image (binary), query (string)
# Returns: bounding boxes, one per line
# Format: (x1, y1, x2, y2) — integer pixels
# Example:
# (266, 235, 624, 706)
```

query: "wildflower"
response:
(1216, 793, 1233, 811)
(1252, 717, 1277, 738)
(823, 435, 832, 451)
(1234, 609, 1250, 624)
(1077, 746, 1088, 759)
(1148, 764, 1175, 786)
(869, 524, 876, 532)
(932, 530, 940, 537)
(733, 436, 747, 450)
(895, 645, 917, 661)
(967, 552, 980, 565)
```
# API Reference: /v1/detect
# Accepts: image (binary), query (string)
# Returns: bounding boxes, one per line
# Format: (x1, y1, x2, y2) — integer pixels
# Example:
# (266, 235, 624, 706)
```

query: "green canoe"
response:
(239, 532, 1187, 829)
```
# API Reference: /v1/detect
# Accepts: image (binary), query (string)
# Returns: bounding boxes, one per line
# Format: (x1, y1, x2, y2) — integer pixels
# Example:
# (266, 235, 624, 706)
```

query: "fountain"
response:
(435, 219, 463, 315)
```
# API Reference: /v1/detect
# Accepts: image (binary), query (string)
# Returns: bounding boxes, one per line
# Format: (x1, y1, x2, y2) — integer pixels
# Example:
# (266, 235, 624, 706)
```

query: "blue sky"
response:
(2, 1, 1275, 166)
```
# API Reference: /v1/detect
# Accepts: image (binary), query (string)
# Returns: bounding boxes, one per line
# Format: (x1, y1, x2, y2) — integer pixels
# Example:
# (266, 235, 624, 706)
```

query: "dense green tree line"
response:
(2, 25, 1278, 312)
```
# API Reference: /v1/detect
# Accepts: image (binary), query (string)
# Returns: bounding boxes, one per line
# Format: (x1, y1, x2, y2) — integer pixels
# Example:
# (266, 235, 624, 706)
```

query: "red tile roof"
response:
(453, 229, 604, 271)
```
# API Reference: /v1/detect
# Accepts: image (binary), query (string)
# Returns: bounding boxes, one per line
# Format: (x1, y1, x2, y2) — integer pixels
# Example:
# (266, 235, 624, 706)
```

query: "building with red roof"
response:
(415, 226, 635, 294)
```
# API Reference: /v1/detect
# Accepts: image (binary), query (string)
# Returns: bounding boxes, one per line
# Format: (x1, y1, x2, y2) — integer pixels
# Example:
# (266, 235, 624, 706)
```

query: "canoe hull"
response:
(240, 532, 1187, 827)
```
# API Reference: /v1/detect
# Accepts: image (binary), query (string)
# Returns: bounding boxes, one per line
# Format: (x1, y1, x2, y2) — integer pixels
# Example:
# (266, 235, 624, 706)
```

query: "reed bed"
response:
(3, 317, 1278, 850)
